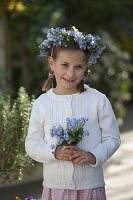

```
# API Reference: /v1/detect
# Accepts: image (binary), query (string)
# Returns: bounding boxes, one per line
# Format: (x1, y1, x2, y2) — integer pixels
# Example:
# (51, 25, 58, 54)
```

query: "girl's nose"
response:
(67, 69, 75, 77)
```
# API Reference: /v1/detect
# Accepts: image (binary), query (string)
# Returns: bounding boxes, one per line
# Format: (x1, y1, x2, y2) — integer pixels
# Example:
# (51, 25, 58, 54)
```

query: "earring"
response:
(48, 70, 54, 79)
(48, 70, 54, 88)
(82, 76, 87, 82)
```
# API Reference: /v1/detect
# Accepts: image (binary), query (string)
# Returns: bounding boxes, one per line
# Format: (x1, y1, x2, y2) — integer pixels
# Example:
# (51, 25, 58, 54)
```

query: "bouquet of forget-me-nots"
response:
(50, 118, 89, 149)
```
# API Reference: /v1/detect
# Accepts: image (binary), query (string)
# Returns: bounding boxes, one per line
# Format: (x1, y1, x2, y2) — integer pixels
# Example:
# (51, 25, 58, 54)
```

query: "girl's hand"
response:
(54, 145, 77, 161)
(69, 148, 96, 165)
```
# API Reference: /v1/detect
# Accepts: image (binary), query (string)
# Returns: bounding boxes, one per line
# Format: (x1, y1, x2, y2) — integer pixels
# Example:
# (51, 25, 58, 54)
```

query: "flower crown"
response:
(39, 26, 105, 64)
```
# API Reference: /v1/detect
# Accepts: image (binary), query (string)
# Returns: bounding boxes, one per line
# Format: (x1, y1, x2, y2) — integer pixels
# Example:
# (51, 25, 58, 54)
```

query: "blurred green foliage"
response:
(0, 87, 34, 183)
(88, 31, 132, 124)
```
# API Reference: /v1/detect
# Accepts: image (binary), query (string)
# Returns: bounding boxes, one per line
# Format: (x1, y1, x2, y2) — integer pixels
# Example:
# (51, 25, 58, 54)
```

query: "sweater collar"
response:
(47, 84, 89, 100)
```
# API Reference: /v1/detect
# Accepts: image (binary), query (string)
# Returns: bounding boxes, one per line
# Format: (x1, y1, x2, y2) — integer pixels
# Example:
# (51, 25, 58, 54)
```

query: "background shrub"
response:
(0, 87, 34, 183)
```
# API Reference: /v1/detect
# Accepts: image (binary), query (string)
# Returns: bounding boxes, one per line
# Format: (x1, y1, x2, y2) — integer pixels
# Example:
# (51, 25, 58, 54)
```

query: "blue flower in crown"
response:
(39, 26, 105, 64)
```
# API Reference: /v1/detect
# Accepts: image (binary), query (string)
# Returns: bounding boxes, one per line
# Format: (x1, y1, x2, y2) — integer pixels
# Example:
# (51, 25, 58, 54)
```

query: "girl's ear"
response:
(48, 56, 55, 70)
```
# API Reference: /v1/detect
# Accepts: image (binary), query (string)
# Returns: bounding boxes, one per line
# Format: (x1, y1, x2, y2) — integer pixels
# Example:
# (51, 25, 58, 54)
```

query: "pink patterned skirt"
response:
(41, 187, 106, 200)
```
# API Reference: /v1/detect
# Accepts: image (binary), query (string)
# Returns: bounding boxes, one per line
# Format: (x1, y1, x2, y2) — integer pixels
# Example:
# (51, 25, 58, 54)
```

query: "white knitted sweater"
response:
(25, 86, 120, 190)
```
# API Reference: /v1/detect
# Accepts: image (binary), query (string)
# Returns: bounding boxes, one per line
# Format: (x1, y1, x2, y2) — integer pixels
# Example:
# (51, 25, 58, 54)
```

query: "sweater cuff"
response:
(89, 144, 107, 167)
(88, 151, 98, 167)
(47, 143, 58, 161)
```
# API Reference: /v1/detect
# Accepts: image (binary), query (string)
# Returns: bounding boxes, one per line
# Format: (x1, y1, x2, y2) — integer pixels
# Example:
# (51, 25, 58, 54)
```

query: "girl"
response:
(25, 26, 120, 200)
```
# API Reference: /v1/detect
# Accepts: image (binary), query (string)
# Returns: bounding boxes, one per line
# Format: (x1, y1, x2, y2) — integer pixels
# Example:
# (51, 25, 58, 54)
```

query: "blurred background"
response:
(0, 0, 133, 199)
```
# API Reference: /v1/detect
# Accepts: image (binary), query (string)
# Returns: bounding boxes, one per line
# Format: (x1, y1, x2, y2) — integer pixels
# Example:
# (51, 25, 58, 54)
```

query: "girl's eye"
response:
(62, 64, 68, 68)
(76, 65, 83, 69)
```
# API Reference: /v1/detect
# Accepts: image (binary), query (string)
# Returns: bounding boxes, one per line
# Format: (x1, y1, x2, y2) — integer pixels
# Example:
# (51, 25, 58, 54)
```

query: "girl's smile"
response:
(48, 49, 87, 95)
(62, 77, 76, 82)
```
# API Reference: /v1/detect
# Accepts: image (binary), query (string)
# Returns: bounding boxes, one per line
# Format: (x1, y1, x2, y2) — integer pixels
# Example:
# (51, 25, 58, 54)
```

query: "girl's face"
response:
(48, 49, 88, 94)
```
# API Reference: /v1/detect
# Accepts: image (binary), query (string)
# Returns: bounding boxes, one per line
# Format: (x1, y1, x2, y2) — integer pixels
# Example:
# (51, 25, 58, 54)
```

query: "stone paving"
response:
(104, 103, 133, 200)
(105, 130, 133, 200)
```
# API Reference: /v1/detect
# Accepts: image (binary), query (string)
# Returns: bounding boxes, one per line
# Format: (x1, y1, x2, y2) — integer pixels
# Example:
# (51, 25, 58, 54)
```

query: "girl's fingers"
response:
(62, 147, 78, 155)
(69, 152, 82, 160)
(74, 158, 88, 165)
(72, 152, 96, 165)
(73, 154, 89, 163)
(70, 151, 90, 164)
(62, 150, 78, 161)
(56, 148, 76, 160)
(62, 156, 71, 161)
(61, 150, 79, 161)
(64, 149, 78, 155)
(72, 155, 86, 164)
(55, 146, 95, 164)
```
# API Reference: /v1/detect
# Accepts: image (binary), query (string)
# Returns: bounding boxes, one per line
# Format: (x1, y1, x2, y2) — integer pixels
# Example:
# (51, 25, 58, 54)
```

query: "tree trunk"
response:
(0, 17, 5, 90)
(19, 31, 30, 90)
(3, 10, 13, 92)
